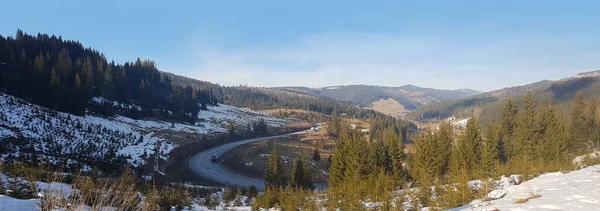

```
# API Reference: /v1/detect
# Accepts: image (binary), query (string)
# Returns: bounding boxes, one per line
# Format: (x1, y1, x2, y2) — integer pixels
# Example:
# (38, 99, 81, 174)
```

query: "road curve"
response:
(188, 128, 317, 190)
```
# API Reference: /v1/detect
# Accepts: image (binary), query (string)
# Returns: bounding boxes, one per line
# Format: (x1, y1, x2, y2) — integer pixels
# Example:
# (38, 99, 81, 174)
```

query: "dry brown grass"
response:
(369, 98, 410, 117)
(514, 191, 541, 204)
(38, 170, 148, 211)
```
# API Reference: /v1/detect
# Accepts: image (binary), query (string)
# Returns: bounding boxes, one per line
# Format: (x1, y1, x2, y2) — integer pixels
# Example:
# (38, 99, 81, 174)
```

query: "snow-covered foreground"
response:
(0, 194, 253, 211)
(0, 174, 253, 211)
(0, 93, 291, 169)
(0, 195, 39, 211)
(452, 165, 600, 211)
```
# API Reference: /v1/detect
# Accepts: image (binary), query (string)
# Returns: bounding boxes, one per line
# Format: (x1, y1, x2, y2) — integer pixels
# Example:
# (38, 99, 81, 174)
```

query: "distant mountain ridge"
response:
(411, 70, 600, 122)
(274, 85, 481, 116)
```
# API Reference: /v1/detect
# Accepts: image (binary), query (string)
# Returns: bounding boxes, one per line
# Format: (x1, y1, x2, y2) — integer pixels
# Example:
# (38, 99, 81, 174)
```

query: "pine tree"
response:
(50, 66, 61, 88)
(102, 65, 113, 99)
(434, 122, 453, 177)
(312, 148, 321, 162)
(290, 159, 313, 190)
(538, 106, 566, 165)
(585, 99, 599, 149)
(384, 128, 404, 180)
(82, 57, 94, 94)
(458, 117, 482, 176)
(480, 123, 499, 179)
(344, 129, 368, 182)
(74, 73, 82, 89)
(367, 139, 386, 175)
(302, 162, 314, 190)
(412, 132, 438, 188)
(514, 92, 537, 161)
(291, 159, 306, 188)
(328, 134, 347, 188)
(56, 49, 72, 89)
(265, 145, 286, 188)
(569, 90, 588, 153)
(328, 108, 341, 137)
(499, 97, 518, 161)
(34, 52, 46, 74)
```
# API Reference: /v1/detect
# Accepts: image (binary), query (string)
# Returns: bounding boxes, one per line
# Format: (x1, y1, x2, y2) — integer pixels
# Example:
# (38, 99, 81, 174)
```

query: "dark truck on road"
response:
(211, 155, 218, 163)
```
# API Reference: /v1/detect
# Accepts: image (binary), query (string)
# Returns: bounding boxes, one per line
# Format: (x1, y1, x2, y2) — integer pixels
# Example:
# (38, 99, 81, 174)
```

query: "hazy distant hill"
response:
(411, 70, 600, 122)
(275, 85, 480, 117)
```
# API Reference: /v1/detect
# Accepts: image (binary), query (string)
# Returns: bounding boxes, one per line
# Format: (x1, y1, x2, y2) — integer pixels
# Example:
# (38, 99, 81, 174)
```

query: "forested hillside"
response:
(0, 30, 217, 123)
(411, 73, 600, 123)
(0, 30, 383, 124)
(276, 84, 480, 110)
(253, 89, 600, 210)
(166, 73, 388, 119)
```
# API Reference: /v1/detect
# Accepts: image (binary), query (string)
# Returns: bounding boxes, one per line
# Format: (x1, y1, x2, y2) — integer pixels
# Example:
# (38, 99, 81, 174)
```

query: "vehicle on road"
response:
(211, 155, 218, 163)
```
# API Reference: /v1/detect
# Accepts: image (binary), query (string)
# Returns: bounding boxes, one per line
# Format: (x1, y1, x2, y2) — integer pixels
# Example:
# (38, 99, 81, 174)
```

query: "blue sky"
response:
(2, 0, 600, 91)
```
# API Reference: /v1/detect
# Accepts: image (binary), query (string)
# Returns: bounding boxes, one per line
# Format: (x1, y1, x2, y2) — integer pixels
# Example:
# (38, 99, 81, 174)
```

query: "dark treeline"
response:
(0, 30, 217, 123)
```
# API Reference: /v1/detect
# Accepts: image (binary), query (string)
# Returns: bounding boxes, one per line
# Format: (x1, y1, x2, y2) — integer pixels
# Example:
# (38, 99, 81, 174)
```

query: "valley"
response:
(276, 85, 481, 117)
(2, 19, 600, 210)
(219, 126, 334, 184)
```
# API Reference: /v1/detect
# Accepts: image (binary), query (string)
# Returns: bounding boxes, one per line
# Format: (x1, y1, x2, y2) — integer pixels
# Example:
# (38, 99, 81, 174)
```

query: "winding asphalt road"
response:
(188, 127, 321, 190)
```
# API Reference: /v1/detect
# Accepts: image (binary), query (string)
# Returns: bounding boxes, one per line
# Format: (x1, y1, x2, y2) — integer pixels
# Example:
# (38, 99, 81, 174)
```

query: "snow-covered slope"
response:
(197, 104, 290, 134)
(0, 93, 292, 170)
(452, 165, 600, 211)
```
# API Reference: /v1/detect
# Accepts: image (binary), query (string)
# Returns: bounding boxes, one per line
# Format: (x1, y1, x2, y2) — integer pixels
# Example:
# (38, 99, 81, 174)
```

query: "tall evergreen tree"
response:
(367, 139, 387, 175)
(81, 57, 94, 95)
(480, 123, 499, 179)
(514, 92, 538, 161)
(412, 132, 438, 186)
(538, 106, 566, 164)
(344, 129, 368, 182)
(265, 145, 286, 188)
(569, 90, 588, 153)
(290, 159, 313, 190)
(312, 148, 321, 162)
(56, 49, 72, 89)
(459, 117, 482, 176)
(327, 128, 349, 188)
(585, 99, 599, 149)
(499, 97, 518, 161)
(34, 52, 45, 74)
(328, 108, 342, 137)
(434, 122, 453, 177)
(383, 127, 404, 180)
(102, 65, 113, 99)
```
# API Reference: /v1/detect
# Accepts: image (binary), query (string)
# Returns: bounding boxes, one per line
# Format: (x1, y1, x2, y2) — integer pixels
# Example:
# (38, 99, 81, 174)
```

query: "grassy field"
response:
(221, 130, 335, 183)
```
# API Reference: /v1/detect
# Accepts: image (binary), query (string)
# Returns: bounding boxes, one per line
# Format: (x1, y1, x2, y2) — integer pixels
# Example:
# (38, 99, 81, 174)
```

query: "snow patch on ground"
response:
(0, 195, 39, 211)
(573, 151, 600, 167)
(451, 165, 600, 211)
(198, 104, 291, 134)
(452, 117, 470, 128)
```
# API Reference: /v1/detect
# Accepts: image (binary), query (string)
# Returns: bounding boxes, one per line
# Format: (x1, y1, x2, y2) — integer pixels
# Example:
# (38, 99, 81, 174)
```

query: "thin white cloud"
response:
(178, 31, 600, 91)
